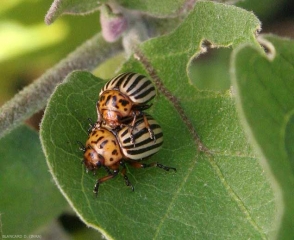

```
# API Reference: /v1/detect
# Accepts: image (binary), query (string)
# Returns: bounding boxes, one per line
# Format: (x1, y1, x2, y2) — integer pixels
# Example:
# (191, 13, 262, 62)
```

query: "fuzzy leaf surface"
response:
(41, 2, 276, 239)
(45, 0, 106, 24)
(231, 35, 294, 239)
(116, 0, 186, 17)
(120, 0, 242, 17)
(45, 0, 242, 24)
(44, 0, 184, 24)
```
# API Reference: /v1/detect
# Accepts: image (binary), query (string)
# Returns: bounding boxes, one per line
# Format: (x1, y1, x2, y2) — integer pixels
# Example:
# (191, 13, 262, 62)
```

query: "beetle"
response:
(96, 72, 156, 143)
(80, 114, 176, 196)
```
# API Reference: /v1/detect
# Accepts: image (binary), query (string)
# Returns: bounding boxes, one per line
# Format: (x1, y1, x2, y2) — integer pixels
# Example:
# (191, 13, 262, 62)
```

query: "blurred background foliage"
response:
(0, 0, 102, 105)
(0, 0, 294, 238)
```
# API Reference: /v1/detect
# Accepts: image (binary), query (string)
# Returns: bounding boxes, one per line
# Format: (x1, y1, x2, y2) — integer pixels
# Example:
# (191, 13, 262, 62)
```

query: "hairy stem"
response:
(0, 33, 124, 139)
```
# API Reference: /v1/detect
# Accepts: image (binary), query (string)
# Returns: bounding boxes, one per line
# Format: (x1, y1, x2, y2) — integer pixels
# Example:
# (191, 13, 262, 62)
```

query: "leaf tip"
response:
(257, 35, 276, 61)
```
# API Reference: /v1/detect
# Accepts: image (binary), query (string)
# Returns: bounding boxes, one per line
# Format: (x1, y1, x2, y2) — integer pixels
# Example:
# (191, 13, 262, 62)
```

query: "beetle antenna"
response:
(77, 141, 86, 152)
(87, 118, 99, 133)
(88, 117, 94, 126)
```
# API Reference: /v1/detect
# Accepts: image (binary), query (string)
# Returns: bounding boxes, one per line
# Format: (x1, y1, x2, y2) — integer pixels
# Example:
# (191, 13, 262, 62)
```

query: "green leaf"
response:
(45, 0, 242, 24)
(231, 35, 294, 239)
(45, 0, 186, 24)
(0, 125, 67, 235)
(128, 0, 242, 17)
(189, 48, 232, 91)
(40, 2, 276, 239)
(115, 0, 186, 17)
(45, 0, 106, 25)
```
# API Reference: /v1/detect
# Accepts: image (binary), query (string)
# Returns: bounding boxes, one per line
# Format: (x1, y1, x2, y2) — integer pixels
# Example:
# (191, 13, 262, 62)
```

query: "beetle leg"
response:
(155, 163, 177, 171)
(77, 141, 86, 152)
(103, 166, 113, 175)
(129, 112, 156, 145)
(142, 114, 155, 142)
(93, 168, 119, 197)
(129, 113, 138, 146)
(130, 104, 153, 138)
(87, 118, 96, 133)
(128, 161, 176, 172)
(120, 161, 134, 191)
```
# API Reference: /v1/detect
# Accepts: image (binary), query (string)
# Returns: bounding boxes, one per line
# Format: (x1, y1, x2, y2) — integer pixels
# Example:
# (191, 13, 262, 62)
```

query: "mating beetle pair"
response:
(96, 72, 157, 144)
(80, 72, 176, 196)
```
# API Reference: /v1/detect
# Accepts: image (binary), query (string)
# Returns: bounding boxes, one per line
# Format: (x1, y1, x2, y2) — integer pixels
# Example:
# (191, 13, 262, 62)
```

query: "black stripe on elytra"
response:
(120, 128, 129, 138)
(105, 80, 111, 90)
(134, 86, 155, 100)
(126, 141, 163, 156)
(122, 73, 136, 89)
(105, 75, 118, 90)
(129, 80, 153, 97)
(122, 128, 147, 144)
(112, 73, 126, 86)
(119, 121, 145, 141)
(126, 75, 145, 93)
(122, 123, 160, 144)
(134, 87, 155, 103)
(123, 132, 163, 149)
(105, 73, 127, 90)
(116, 72, 131, 88)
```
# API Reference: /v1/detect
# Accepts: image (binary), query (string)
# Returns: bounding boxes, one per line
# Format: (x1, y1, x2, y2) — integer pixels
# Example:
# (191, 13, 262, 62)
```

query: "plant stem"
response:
(0, 33, 124, 139)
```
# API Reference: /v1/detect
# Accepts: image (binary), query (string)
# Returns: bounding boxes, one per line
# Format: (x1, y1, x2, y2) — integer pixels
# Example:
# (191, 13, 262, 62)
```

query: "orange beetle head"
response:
(102, 110, 122, 128)
(82, 146, 105, 172)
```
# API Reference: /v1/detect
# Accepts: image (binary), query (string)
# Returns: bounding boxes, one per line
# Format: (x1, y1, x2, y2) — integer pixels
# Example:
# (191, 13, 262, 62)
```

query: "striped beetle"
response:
(80, 114, 176, 196)
(96, 72, 156, 144)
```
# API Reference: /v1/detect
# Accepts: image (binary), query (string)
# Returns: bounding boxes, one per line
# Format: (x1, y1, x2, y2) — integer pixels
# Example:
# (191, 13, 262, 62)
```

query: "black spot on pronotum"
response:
(119, 99, 130, 106)
(105, 95, 111, 105)
(99, 140, 108, 149)
(90, 130, 97, 136)
(112, 149, 118, 156)
(92, 136, 104, 144)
